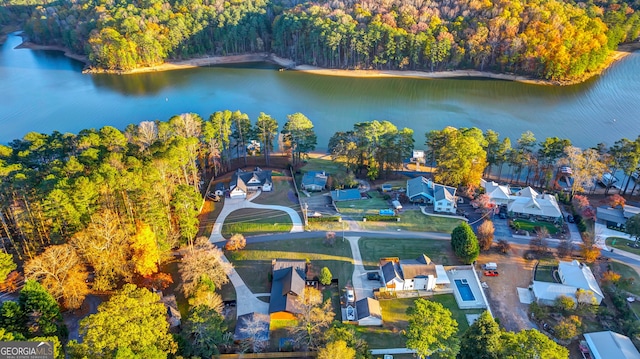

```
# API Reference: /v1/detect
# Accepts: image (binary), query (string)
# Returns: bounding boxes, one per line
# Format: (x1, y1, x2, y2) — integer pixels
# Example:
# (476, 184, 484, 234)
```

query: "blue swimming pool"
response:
(454, 279, 476, 301)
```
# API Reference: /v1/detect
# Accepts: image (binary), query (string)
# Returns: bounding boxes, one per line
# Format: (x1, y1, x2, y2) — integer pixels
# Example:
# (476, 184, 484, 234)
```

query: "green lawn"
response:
(534, 258, 558, 283)
(221, 208, 293, 237)
(302, 156, 346, 174)
(360, 210, 462, 233)
(358, 237, 457, 269)
(336, 191, 390, 218)
(513, 219, 559, 235)
(252, 178, 301, 209)
(610, 261, 640, 296)
(226, 237, 354, 293)
(606, 237, 640, 256)
(358, 294, 485, 349)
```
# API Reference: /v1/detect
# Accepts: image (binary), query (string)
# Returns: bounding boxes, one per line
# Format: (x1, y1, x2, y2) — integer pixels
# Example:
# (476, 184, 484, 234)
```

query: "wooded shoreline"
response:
(14, 36, 640, 86)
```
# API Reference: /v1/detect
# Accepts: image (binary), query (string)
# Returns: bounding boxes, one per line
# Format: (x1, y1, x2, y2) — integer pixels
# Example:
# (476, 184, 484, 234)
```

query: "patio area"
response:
(447, 267, 489, 310)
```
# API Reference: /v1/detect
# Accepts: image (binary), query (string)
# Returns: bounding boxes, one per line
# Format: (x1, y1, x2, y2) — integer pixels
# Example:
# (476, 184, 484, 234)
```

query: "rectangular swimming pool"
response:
(454, 279, 476, 301)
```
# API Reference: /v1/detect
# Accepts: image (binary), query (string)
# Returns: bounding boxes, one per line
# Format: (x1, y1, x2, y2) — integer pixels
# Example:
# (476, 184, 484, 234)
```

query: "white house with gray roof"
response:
(532, 260, 603, 305)
(379, 255, 450, 292)
(406, 177, 457, 214)
(480, 179, 562, 221)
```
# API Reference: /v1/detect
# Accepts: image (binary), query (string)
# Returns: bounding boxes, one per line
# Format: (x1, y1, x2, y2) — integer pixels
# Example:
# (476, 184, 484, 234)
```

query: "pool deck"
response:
(446, 266, 489, 310)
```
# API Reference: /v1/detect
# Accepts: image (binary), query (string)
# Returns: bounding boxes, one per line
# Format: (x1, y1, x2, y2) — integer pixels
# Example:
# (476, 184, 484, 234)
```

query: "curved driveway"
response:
(209, 191, 304, 315)
(209, 191, 304, 243)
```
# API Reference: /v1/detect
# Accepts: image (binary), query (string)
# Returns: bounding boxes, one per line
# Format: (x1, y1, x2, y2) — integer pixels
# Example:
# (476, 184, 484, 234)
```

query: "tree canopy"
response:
(405, 298, 459, 359)
(451, 222, 480, 264)
(13, 0, 640, 81)
(69, 284, 177, 358)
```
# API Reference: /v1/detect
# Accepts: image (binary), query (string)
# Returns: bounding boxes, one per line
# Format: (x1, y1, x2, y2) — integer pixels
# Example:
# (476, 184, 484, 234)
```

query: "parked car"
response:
(567, 214, 575, 223)
(484, 270, 499, 277)
(346, 289, 355, 303)
(367, 272, 381, 281)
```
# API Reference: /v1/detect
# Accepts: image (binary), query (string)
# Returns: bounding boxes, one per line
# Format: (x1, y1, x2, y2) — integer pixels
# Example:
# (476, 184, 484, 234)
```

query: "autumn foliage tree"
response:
(477, 220, 495, 251)
(179, 237, 232, 297)
(608, 194, 626, 208)
(225, 234, 246, 251)
(130, 222, 161, 277)
(25, 244, 89, 310)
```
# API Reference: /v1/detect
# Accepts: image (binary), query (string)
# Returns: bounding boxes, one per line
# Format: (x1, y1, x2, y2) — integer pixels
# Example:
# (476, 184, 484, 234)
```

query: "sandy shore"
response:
(85, 53, 274, 74)
(12, 35, 640, 85)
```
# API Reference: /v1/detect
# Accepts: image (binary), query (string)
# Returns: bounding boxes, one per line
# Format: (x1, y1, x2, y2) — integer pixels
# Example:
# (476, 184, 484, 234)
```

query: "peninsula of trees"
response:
(2, 0, 639, 81)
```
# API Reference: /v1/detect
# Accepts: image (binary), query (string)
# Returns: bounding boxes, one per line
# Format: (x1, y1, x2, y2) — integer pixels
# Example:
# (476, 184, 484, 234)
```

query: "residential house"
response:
(481, 180, 511, 205)
(214, 182, 225, 196)
(301, 171, 328, 192)
(480, 180, 562, 221)
(155, 291, 181, 330)
(582, 331, 640, 359)
(596, 204, 640, 230)
(406, 177, 457, 214)
(532, 260, 604, 305)
(229, 168, 273, 199)
(380, 255, 450, 292)
(268, 259, 307, 320)
(330, 188, 363, 202)
(356, 297, 383, 326)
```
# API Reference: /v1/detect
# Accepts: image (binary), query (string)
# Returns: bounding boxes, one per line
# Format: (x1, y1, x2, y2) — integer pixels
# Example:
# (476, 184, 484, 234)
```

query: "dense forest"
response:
(1, 0, 638, 80)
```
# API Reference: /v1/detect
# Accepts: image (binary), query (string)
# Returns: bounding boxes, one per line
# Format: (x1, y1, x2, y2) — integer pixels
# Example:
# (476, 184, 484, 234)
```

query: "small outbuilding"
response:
(356, 297, 383, 326)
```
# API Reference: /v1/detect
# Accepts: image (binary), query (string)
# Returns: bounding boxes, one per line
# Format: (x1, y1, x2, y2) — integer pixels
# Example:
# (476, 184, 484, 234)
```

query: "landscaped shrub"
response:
(364, 215, 399, 222)
(308, 216, 341, 222)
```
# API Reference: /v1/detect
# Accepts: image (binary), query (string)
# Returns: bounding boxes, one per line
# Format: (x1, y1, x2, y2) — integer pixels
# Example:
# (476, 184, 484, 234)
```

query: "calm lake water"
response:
(1, 32, 639, 149)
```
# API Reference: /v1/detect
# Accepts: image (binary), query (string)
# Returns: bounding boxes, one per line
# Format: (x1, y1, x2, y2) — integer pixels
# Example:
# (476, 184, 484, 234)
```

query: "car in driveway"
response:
(346, 289, 355, 304)
(367, 272, 381, 281)
(484, 270, 499, 277)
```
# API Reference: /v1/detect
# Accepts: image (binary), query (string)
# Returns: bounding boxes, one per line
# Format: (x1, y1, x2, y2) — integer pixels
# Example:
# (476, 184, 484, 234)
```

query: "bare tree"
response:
(557, 239, 573, 258)
(496, 239, 511, 254)
(137, 120, 158, 151)
(238, 313, 270, 353)
(25, 244, 89, 309)
(560, 146, 607, 195)
(179, 237, 232, 297)
(289, 287, 335, 350)
(477, 220, 495, 251)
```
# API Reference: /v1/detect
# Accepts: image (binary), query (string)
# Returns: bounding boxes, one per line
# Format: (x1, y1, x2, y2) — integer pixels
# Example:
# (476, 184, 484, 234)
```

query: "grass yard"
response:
(358, 237, 457, 269)
(534, 257, 558, 283)
(336, 191, 390, 218)
(226, 237, 354, 293)
(606, 237, 640, 256)
(221, 208, 293, 237)
(513, 219, 559, 235)
(197, 197, 224, 238)
(609, 261, 640, 296)
(252, 178, 301, 210)
(360, 210, 462, 233)
(358, 294, 484, 349)
(302, 156, 346, 174)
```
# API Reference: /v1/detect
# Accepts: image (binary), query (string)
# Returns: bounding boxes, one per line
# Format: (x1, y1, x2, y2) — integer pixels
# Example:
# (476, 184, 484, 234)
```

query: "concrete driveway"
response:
(345, 236, 381, 301)
(208, 190, 303, 317)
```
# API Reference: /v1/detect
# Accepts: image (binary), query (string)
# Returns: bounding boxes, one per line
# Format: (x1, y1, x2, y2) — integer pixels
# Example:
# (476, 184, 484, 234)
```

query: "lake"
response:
(1, 32, 639, 150)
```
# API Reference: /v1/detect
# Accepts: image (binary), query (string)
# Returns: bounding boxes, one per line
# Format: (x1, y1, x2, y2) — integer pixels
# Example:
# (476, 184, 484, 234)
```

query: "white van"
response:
(483, 262, 498, 270)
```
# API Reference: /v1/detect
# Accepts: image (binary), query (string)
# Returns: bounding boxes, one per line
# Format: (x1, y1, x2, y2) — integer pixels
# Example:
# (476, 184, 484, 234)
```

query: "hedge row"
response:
(364, 215, 399, 222)
(308, 216, 341, 222)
